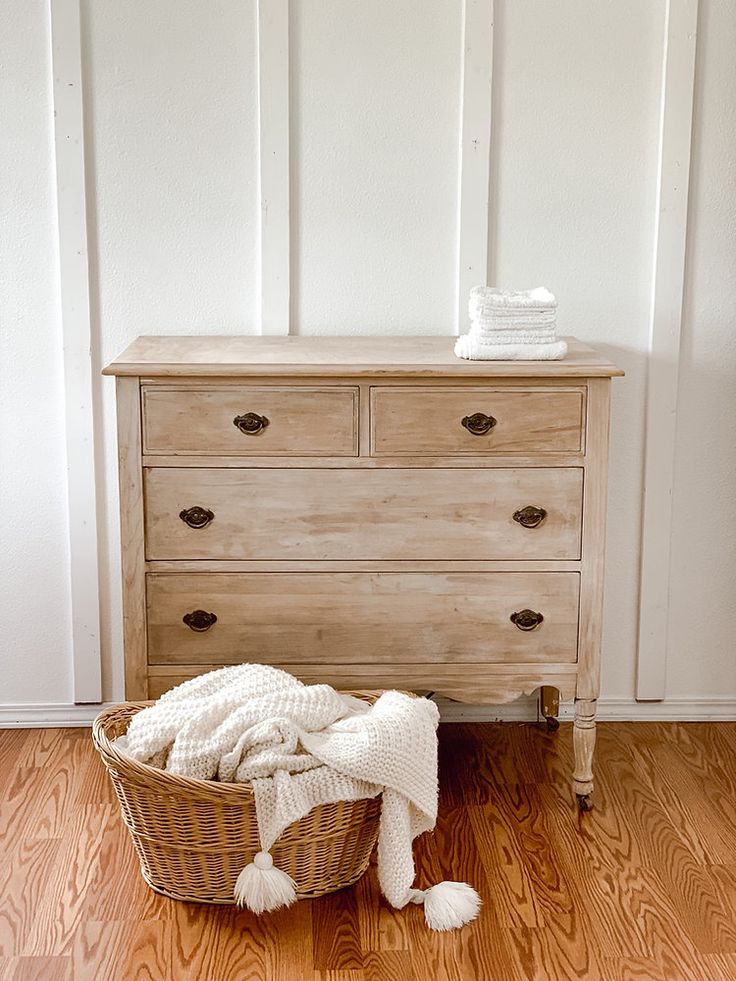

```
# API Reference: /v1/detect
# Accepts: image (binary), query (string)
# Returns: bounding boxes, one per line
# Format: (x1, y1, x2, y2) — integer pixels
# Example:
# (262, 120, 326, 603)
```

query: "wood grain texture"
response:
(371, 386, 584, 455)
(144, 467, 583, 561)
(102, 335, 624, 378)
(146, 663, 579, 704)
(576, 377, 611, 701)
(147, 571, 580, 666)
(1, 721, 733, 980)
(116, 377, 147, 700)
(141, 452, 588, 469)
(142, 386, 358, 457)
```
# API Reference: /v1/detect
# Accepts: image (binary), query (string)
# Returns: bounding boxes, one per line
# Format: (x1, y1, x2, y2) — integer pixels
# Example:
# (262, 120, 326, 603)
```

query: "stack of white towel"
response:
(454, 286, 567, 361)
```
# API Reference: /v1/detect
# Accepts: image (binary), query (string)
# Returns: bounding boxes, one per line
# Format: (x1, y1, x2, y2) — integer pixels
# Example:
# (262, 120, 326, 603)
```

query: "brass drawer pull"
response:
(461, 412, 496, 436)
(179, 506, 215, 529)
(513, 506, 547, 529)
(510, 609, 544, 631)
(183, 610, 218, 632)
(233, 412, 269, 435)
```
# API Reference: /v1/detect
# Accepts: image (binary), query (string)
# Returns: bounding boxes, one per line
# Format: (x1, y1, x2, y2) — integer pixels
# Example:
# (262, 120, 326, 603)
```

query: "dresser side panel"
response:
(116, 376, 147, 699)
(577, 377, 612, 699)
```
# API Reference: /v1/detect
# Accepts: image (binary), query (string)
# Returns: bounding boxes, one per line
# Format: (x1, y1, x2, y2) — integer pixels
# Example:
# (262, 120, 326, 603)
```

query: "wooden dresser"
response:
(105, 335, 622, 808)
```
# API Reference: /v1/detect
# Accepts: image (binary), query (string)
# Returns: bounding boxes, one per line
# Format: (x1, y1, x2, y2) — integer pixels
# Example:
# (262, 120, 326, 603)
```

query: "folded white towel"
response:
(470, 300, 556, 314)
(471, 307, 557, 321)
(455, 334, 567, 361)
(472, 328, 558, 344)
(469, 286, 556, 314)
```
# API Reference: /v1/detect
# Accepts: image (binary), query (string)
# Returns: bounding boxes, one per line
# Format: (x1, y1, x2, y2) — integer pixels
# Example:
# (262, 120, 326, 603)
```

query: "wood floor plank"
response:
(504, 924, 607, 980)
(169, 902, 314, 981)
(627, 733, 736, 864)
(532, 784, 702, 960)
(15, 730, 66, 769)
(72, 920, 169, 981)
(468, 795, 544, 928)
(355, 861, 412, 955)
(0, 838, 62, 957)
(81, 816, 169, 923)
(0, 731, 27, 788)
(0, 770, 52, 848)
(411, 805, 510, 981)
(114, 919, 170, 981)
(312, 971, 364, 981)
(312, 888, 363, 972)
(362, 950, 413, 981)
(601, 953, 735, 981)
(22, 804, 120, 957)
(594, 736, 736, 957)
(0, 956, 72, 981)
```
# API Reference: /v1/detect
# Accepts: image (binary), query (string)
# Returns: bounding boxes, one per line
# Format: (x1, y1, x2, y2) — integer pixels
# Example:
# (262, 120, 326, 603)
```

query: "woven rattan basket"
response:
(92, 694, 385, 904)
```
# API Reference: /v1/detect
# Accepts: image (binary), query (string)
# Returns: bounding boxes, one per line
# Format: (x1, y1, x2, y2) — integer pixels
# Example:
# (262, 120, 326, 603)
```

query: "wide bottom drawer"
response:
(147, 571, 579, 666)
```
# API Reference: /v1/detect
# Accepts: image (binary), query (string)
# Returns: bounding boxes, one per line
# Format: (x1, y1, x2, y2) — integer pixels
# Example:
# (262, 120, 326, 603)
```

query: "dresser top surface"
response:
(103, 335, 624, 378)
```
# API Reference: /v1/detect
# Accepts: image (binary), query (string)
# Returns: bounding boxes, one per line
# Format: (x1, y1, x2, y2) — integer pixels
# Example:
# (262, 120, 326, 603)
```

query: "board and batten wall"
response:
(1, 0, 734, 722)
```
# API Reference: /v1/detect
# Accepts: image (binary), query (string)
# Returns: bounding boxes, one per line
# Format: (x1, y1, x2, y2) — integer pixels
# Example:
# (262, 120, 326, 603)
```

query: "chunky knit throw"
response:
(119, 664, 481, 930)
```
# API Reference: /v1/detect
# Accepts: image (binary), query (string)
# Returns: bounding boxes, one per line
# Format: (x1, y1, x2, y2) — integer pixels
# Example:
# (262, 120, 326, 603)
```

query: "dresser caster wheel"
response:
(540, 687, 560, 733)
(576, 793, 593, 812)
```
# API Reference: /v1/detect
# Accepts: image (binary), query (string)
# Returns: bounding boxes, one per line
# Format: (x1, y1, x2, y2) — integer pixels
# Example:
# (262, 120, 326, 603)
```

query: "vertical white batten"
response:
(455, 0, 494, 335)
(636, 0, 699, 700)
(257, 0, 290, 336)
(49, 0, 102, 702)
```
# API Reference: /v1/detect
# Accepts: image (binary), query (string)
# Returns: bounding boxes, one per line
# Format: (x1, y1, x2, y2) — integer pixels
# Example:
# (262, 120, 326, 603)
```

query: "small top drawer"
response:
(142, 385, 358, 456)
(371, 386, 584, 456)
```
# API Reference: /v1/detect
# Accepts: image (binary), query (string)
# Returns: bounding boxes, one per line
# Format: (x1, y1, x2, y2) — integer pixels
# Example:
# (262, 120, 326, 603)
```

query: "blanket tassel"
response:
(410, 881, 481, 931)
(234, 851, 297, 914)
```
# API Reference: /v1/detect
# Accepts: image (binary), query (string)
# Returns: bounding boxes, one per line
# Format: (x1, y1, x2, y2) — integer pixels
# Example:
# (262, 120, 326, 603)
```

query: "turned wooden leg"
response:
(573, 697, 597, 811)
(539, 686, 560, 731)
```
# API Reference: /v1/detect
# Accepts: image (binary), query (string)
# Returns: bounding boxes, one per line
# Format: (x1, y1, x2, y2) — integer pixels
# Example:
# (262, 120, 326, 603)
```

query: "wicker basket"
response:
(92, 694, 385, 904)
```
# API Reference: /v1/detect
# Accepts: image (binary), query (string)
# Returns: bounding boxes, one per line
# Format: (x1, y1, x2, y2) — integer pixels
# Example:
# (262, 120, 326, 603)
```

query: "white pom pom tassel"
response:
(418, 881, 482, 931)
(234, 851, 297, 914)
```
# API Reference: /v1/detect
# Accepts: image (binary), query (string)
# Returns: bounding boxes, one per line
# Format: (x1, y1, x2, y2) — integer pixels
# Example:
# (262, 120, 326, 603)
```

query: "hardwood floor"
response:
(1, 721, 735, 980)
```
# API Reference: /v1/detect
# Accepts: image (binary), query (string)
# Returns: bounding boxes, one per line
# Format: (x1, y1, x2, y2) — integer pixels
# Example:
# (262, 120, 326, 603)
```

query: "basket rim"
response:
(92, 689, 395, 801)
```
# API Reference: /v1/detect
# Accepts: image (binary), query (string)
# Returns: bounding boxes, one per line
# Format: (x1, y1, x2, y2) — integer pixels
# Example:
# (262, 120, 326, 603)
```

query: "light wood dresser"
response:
(105, 335, 622, 808)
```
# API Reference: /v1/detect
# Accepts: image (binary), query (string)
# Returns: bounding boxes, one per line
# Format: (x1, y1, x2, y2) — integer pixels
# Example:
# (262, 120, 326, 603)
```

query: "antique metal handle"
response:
(512, 506, 547, 529)
(510, 609, 544, 631)
(233, 412, 269, 435)
(461, 412, 497, 436)
(183, 610, 218, 632)
(179, 506, 215, 529)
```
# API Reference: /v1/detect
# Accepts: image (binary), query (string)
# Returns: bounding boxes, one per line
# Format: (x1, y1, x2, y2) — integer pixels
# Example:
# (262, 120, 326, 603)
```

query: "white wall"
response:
(1, 0, 74, 702)
(82, 0, 261, 700)
(2, 0, 734, 716)
(290, 0, 462, 334)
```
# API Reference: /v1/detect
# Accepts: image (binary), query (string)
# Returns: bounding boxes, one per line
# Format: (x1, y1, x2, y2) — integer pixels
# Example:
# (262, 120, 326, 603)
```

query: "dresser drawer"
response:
(371, 386, 584, 455)
(147, 572, 579, 665)
(142, 385, 358, 456)
(145, 467, 583, 560)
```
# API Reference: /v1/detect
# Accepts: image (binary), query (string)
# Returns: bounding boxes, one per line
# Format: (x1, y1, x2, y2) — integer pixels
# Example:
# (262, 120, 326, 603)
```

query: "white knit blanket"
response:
(120, 664, 443, 911)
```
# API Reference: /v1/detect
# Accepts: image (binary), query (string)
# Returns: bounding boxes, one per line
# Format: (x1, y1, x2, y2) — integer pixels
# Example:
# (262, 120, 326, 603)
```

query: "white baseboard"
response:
(1, 697, 735, 729)
(0, 702, 116, 728)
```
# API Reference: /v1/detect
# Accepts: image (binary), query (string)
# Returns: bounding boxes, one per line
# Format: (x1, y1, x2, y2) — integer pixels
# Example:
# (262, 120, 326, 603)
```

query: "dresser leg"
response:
(573, 697, 597, 811)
